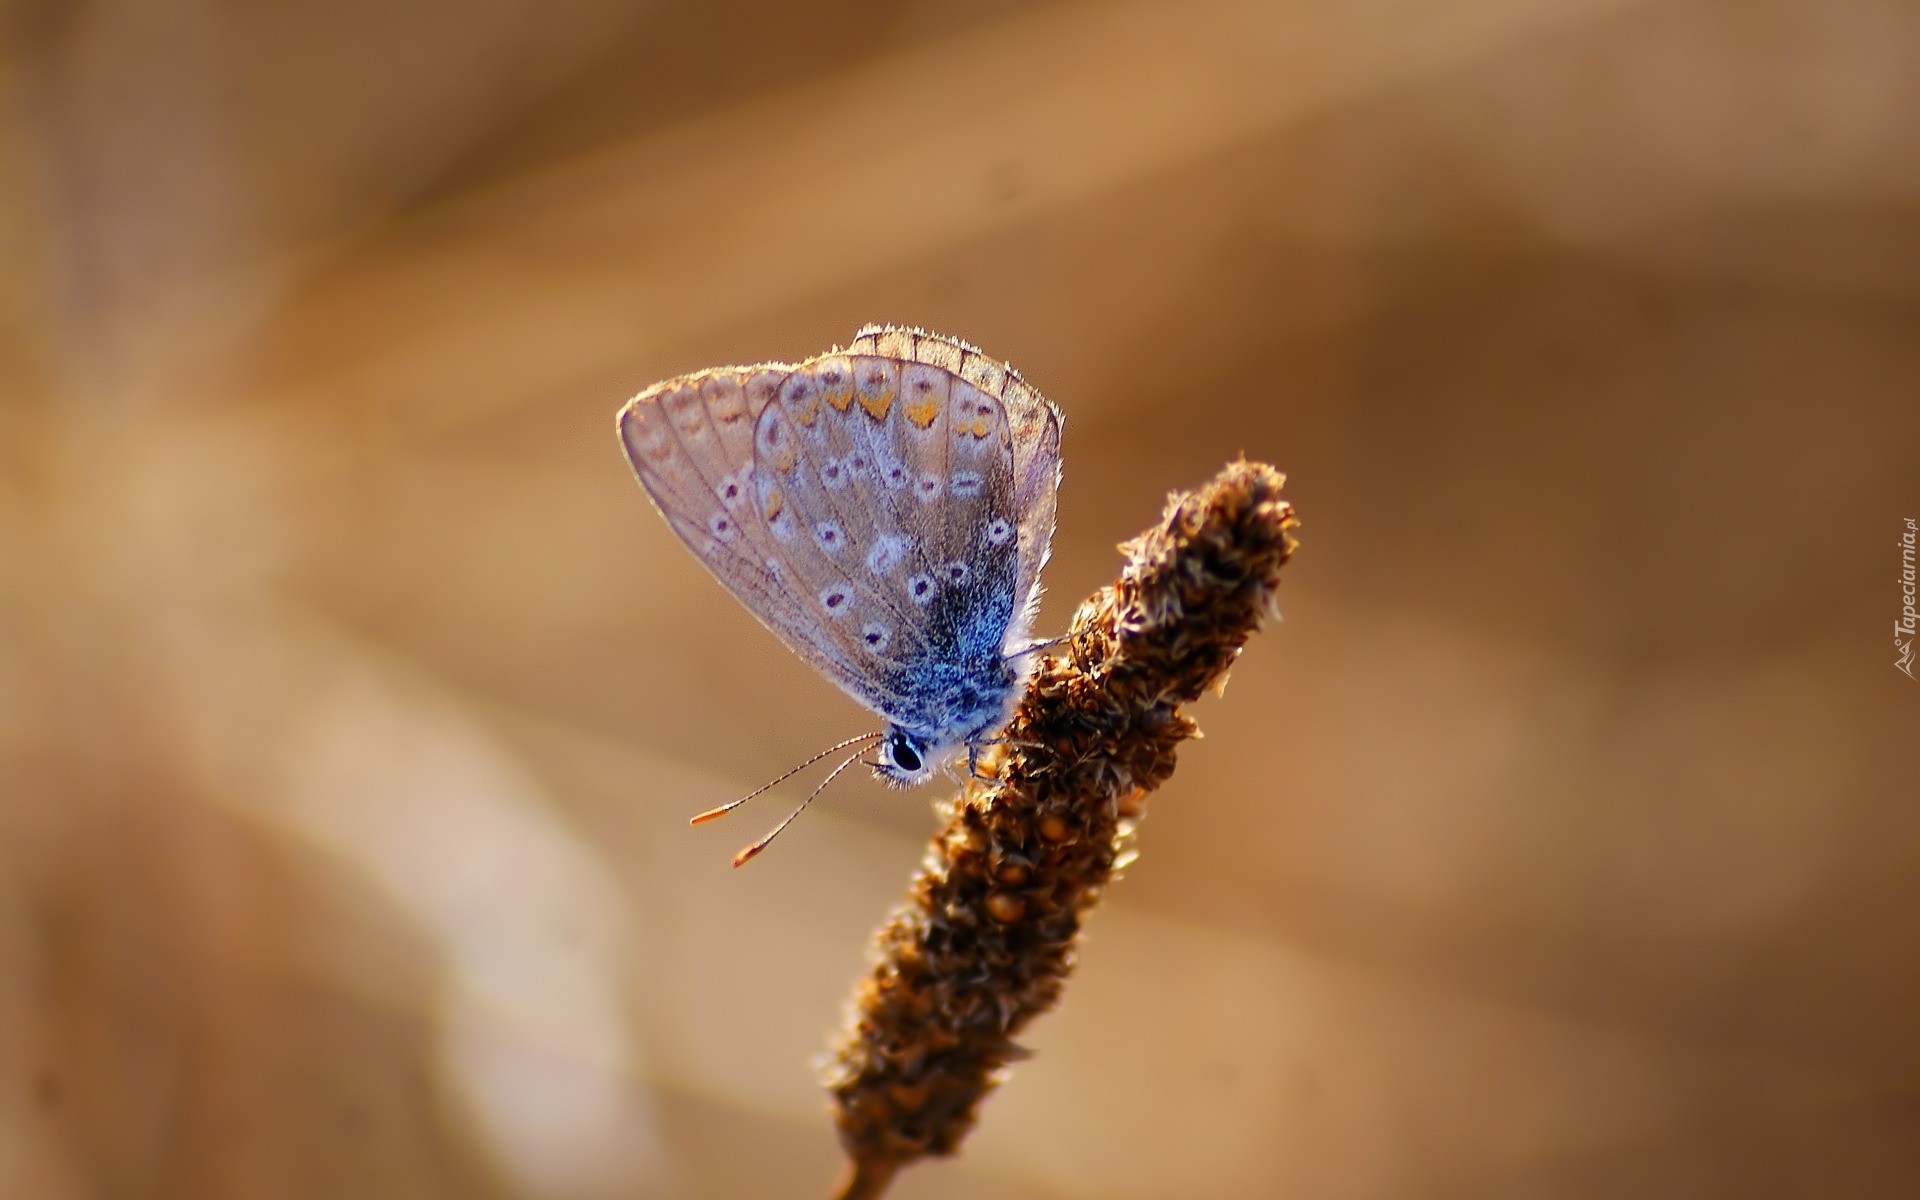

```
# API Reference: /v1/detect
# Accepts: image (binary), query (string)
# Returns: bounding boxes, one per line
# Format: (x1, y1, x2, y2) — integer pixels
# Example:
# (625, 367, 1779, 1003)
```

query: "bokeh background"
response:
(4, 0, 1918, 1196)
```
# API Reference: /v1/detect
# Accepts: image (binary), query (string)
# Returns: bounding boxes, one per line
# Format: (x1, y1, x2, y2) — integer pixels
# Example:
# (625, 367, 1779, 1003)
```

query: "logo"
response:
(1899, 518, 1917, 679)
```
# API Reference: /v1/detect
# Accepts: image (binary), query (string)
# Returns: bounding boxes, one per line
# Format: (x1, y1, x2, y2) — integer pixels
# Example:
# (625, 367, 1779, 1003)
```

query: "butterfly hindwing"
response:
(850, 325, 1062, 648)
(749, 350, 1021, 727)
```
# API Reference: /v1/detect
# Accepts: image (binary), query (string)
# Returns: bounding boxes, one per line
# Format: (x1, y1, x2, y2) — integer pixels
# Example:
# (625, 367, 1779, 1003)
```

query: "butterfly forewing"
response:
(619, 365, 877, 700)
(750, 358, 934, 699)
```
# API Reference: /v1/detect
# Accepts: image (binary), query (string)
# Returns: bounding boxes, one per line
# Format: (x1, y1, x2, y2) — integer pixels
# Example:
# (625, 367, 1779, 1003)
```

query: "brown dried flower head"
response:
(826, 459, 1298, 1199)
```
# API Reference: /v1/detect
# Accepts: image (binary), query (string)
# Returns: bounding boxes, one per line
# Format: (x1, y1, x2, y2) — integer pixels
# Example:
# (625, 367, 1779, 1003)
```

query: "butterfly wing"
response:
(746, 348, 1022, 731)
(619, 363, 893, 709)
(618, 328, 1061, 736)
(849, 326, 1062, 649)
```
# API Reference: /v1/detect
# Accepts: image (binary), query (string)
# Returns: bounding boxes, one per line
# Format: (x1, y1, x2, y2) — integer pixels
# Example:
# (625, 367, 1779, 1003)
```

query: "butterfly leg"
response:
(965, 742, 1009, 782)
(974, 734, 1045, 752)
(1008, 631, 1078, 661)
(965, 735, 1047, 781)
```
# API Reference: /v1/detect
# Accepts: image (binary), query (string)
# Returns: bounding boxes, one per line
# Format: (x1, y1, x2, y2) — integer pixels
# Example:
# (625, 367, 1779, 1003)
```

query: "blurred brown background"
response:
(4, 0, 1918, 1196)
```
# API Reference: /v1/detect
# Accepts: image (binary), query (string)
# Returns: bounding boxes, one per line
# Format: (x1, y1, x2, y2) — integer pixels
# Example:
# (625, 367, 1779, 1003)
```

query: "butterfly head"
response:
(873, 726, 938, 786)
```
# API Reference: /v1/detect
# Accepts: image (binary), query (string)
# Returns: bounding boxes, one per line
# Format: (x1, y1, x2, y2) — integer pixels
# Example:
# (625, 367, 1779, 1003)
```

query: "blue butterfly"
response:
(618, 325, 1063, 863)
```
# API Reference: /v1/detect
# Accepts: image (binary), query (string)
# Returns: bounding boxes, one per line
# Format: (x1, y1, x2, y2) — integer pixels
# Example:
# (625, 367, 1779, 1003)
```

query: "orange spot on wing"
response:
(763, 487, 784, 522)
(904, 397, 941, 429)
(860, 388, 894, 422)
(816, 360, 855, 411)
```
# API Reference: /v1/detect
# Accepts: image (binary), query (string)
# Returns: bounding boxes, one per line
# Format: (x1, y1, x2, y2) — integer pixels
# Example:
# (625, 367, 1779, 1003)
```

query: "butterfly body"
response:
(618, 326, 1062, 789)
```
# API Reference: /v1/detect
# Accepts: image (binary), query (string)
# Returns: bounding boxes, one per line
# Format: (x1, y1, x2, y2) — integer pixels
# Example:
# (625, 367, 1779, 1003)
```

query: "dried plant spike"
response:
(825, 459, 1298, 1197)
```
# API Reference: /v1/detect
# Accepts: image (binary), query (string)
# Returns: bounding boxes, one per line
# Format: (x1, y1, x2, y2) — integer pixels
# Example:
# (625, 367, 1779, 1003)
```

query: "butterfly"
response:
(617, 325, 1064, 864)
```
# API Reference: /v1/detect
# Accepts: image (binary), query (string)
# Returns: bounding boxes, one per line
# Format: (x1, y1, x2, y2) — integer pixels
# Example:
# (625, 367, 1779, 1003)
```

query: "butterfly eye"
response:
(916, 474, 942, 501)
(814, 521, 845, 552)
(907, 574, 935, 605)
(861, 622, 891, 652)
(951, 471, 983, 496)
(985, 517, 1013, 546)
(945, 562, 970, 585)
(888, 737, 922, 773)
(707, 513, 736, 540)
(820, 586, 851, 615)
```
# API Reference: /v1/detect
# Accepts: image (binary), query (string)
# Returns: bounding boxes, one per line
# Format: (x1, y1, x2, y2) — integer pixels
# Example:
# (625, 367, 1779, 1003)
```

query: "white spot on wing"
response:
(866, 535, 910, 575)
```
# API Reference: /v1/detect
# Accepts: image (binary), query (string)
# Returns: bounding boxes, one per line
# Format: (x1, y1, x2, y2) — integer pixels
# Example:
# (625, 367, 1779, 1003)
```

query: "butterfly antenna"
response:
(730, 744, 872, 867)
(688, 732, 880, 826)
